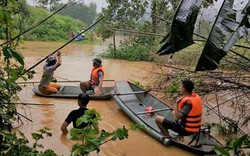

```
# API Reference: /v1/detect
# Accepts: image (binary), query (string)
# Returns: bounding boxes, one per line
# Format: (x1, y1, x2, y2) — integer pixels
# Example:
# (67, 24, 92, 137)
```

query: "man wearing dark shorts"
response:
(80, 58, 104, 96)
(155, 79, 202, 137)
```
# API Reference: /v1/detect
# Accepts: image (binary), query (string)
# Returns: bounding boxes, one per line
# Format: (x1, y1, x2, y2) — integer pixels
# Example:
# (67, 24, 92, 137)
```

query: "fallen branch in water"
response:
(16, 112, 33, 122)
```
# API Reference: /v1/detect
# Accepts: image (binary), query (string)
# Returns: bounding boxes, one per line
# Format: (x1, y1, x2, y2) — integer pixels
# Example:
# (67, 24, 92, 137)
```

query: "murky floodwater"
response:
(16, 41, 197, 156)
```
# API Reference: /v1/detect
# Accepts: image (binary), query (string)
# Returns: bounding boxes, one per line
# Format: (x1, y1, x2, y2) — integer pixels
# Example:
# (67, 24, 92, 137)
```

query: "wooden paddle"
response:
(112, 91, 148, 96)
(136, 108, 173, 115)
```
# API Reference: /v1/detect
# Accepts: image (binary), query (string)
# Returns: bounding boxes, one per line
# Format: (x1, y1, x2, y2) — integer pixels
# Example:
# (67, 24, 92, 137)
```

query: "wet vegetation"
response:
(23, 6, 84, 41)
(101, 35, 156, 62)
(0, 0, 98, 42)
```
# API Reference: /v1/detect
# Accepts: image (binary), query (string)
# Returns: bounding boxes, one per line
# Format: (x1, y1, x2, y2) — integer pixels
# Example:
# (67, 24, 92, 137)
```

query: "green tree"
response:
(36, 0, 61, 12)
(96, 0, 183, 40)
(54, 1, 98, 26)
(0, 0, 29, 42)
(22, 6, 85, 41)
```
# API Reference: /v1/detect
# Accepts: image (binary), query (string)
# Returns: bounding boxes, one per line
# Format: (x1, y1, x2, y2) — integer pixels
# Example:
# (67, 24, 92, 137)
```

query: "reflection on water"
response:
(17, 41, 197, 156)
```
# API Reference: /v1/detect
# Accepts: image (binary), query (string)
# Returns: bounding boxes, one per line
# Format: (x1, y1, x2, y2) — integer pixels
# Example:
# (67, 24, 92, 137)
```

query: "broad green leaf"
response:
(130, 124, 146, 131)
(214, 146, 230, 156)
(0, 8, 4, 21)
(70, 128, 83, 140)
(233, 135, 248, 149)
(112, 126, 128, 140)
(10, 48, 24, 66)
(76, 115, 88, 127)
(2, 47, 11, 60)
(31, 133, 44, 141)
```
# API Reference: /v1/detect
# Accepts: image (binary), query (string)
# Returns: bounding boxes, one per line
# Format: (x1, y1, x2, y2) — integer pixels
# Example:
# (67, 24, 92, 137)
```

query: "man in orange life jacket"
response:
(155, 79, 202, 137)
(80, 58, 104, 96)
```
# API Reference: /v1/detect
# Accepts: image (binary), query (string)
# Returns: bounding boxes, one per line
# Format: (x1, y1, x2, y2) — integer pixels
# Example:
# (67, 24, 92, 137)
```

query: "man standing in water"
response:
(80, 58, 104, 96)
(38, 51, 62, 94)
(61, 93, 99, 134)
(155, 79, 202, 137)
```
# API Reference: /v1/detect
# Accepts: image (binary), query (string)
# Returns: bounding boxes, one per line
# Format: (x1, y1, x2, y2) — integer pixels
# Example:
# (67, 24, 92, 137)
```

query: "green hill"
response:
(23, 6, 85, 41)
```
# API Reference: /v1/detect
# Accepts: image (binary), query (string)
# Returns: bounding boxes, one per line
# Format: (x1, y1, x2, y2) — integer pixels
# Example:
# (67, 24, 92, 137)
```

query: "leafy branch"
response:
(70, 109, 145, 156)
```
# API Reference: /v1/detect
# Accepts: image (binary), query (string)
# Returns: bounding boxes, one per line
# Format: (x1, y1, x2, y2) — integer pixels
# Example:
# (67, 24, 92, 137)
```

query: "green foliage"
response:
(167, 41, 249, 71)
(96, 0, 180, 40)
(2, 47, 24, 66)
(130, 80, 150, 91)
(166, 71, 185, 97)
(0, 0, 29, 41)
(32, 127, 52, 148)
(1, 128, 57, 156)
(0, 1, 57, 155)
(70, 109, 145, 156)
(37, 0, 60, 11)
(101, 36, 155, 62)
(215, 135, 250, 156)
(0, 45, 55, 155)
(22, 6, 84, 41)
(55, 1, 98, 26)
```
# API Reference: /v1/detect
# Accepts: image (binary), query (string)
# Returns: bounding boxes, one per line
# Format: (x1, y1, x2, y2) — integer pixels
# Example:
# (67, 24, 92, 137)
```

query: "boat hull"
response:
(113, 81, 221, 155)
(33, 85, 113, 100)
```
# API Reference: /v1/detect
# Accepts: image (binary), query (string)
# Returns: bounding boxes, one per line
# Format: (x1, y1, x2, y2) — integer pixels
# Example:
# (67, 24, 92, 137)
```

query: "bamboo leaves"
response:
(223, 1, 250, 52)
(157, 0, 203, 55)
(195, 0, 250, 71)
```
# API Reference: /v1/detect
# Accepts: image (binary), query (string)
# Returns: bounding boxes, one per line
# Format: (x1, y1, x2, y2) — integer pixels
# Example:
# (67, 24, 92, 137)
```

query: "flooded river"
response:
(16, 41, 197, 156)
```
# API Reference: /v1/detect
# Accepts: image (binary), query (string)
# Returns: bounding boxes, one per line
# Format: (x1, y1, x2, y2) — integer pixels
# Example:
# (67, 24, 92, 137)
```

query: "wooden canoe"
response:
(32, 85, 113, 100)
(112, 81, 222, 155)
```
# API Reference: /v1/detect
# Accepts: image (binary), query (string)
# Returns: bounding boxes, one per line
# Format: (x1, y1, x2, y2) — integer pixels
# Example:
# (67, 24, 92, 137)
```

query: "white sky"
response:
(26, 0, 249, 19)
(26, 0, 108, 12)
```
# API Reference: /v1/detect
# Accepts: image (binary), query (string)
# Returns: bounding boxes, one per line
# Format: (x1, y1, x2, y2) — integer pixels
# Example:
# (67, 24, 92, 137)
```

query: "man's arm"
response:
(61, 121, 69, 134)
(46, 51, 62, 71)
(55, 51, 62, 68)
(97, 71, 103, 89)
(61, 110, 73, 134)
(173, 101, 192, 121)
(94, 71, 103, 96)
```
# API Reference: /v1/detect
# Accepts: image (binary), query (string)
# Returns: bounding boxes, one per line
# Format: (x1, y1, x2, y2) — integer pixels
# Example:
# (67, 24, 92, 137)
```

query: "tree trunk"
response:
(151, 0, 157, 40)
(113, 32, 116, 56)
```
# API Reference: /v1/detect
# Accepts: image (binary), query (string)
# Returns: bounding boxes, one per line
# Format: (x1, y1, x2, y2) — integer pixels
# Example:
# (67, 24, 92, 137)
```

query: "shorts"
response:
(162, 118, 194, 136)
(87, 81, 97, 90)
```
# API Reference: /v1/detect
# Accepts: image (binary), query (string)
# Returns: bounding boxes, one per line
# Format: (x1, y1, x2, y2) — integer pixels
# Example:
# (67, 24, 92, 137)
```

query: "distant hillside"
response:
(23, 6, 85, 41)
(54, 2, 98, 27)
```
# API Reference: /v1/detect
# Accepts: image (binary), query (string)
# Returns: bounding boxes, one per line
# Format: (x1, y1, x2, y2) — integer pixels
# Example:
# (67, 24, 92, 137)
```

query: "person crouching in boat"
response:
(155, 79, 202, 137)
(80, 58, 104, 96)
(61, 93, 99, 135)
(38, 51, 62, 94)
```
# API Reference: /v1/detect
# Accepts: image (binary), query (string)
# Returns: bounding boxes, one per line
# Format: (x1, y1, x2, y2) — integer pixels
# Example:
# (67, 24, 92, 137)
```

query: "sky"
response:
(26, 0, 249, 19)
(26, 0, 108, 12)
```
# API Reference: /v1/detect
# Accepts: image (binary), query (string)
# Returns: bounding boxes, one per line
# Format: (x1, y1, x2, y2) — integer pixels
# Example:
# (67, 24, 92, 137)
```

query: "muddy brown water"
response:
(16, 41, 197, 156)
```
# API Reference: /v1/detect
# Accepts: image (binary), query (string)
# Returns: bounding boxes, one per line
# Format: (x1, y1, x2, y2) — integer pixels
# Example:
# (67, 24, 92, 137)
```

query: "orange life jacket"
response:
(89, 66, 104, 86)
(178, 93, 202, 133)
